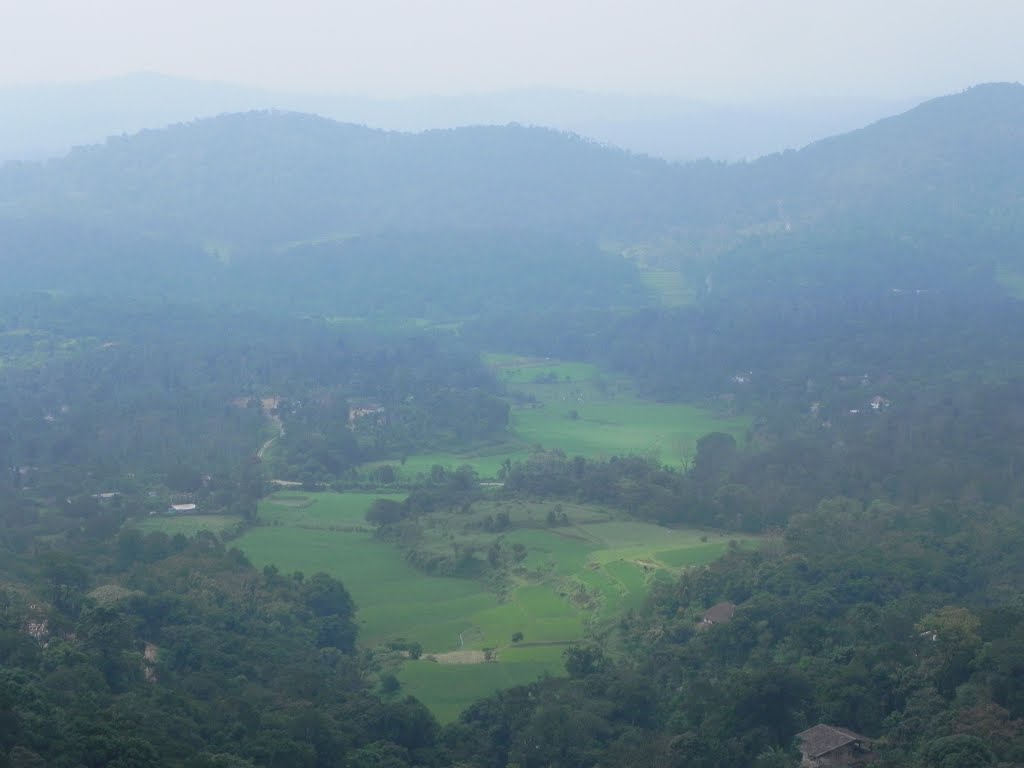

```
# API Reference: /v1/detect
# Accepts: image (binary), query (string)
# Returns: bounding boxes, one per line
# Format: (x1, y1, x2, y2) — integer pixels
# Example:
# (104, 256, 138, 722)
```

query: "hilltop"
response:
(0, 83, 1022, 309)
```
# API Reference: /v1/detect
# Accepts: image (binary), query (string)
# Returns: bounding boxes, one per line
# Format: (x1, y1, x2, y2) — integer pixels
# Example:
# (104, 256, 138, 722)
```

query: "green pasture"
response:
(364, 446, 529, 482)
(131, 514, 242, 537)
(504, 519, 752, 617)
(484, 353, 601, 385)
(259, 491, 407, 527)
(360, 354, 748, 480)
(241, 493, 497, 650)
(640, 269, 696, 307)
(500, 353, 748, 468)
(512, 399, 747, 465)
(397, 644, 567, 723)
(236, 491, 754, 722)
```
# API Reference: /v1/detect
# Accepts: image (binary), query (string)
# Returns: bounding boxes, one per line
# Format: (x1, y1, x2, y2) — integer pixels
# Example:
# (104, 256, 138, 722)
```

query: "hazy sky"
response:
(3, 0, 1023, 100)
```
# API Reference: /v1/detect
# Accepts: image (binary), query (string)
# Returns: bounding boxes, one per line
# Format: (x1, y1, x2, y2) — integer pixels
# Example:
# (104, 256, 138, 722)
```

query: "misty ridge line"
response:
(0, 71, 923, 165)
(0, 80, 1021, 319)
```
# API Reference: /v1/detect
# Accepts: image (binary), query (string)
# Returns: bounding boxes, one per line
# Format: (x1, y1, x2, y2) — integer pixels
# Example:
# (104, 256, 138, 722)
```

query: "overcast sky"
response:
(3, 0, 1023, 101)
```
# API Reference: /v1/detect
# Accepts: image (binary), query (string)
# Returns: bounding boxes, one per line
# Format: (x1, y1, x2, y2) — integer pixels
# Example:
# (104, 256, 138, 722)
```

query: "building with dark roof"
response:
(796, 724, 874, 767)
(700, 602, 737, 625)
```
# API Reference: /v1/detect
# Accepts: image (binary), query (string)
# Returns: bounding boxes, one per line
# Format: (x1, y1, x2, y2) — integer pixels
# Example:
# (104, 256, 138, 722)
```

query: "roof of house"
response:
(796, 725, 870, 758)
(170, 503, 197, 512)
(702, 602, 737, 623)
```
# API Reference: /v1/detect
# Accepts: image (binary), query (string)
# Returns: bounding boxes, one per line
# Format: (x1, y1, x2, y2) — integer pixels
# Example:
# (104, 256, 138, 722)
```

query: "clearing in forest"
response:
(132, 514, 242, 537)
(235, 491, 757, 723)
(361, 353, 748, 481)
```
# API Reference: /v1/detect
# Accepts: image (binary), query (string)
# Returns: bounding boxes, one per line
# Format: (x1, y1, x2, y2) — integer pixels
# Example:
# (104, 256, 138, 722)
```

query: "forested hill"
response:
(2, 82, 1022, 251)
(0, 83, 1022, 309)
(0, 114, 691, 245)
(745, 81, 1024, 223)
(701, 83, 1024, 302)
(4, 84, 1024, 768)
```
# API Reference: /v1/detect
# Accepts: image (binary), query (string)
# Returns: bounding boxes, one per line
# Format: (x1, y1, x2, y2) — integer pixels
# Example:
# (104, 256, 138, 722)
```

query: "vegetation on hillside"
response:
(2, 84, 1024, 766)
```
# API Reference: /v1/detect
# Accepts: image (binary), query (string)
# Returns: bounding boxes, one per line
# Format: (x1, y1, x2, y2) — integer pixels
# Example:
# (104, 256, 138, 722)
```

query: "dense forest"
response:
(2, 83, 1024, 766)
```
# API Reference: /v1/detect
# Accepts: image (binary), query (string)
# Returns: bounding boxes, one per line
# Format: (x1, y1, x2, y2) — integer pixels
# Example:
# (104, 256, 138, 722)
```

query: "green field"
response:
(486, 354, 601, 385)
(512, 400, 744, 465)
(397, 644, 566, 723)
(235, 491, 754, 722)
(362, 354, 748, 480)
(640, 269, 696, 307)
(363, 446, 529, 481)
(131, 514, 243, 537)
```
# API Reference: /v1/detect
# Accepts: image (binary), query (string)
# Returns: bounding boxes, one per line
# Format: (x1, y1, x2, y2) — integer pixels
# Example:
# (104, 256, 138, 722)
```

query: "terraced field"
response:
(360, 353, 749, 481)
(234, 491, 756, 721)
(131, 514, 243, 537)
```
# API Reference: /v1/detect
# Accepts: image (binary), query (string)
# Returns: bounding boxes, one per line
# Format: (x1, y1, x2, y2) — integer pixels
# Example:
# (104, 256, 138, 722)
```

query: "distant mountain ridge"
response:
(0, 72, 913, 162)
(0, 82, 1022, 308)
(0, 113, 693, 246)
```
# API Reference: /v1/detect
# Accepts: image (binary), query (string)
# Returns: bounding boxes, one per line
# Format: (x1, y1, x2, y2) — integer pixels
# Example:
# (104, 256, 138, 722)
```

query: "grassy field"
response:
(363, 446, 530, 481)
(397, 644, 565, 723)
(513, 400, 745, 465)
(239, 493, 497, 650)
(639, 269, 697, 307)
(131, 514, 243, 537)
(486, 354, 602, 385)
(235, 491, 756, 722)
(361, 353, 749, 480)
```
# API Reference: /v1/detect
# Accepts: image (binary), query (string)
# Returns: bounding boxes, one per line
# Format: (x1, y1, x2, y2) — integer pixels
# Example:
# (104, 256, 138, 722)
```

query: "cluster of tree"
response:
(431, 494, 1024, 768)
(269, 349, 508, 485)
(0, 481, 458, 768)
(3, 81, 1024, 767)
(245, 230, 649, 318)
(363, 466, 496, 577)
(0, 295, 510, 493)
(501, 366, 1024, 535)
(2, 85, 1022, 314)
(8, 426, 1024, 767)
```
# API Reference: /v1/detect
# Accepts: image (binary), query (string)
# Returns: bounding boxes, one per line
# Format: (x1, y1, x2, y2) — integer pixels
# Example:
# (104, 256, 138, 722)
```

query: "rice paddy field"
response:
(142, 356, 751, 720)
(361, 353, 749, 481)
(639, 268, 697, 307)
(234, 491, 756, 722)
(131, 514, 243, 537)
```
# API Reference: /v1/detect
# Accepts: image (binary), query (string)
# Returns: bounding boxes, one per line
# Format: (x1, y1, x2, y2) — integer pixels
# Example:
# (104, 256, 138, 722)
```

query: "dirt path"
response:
(257, 411, 284, 459)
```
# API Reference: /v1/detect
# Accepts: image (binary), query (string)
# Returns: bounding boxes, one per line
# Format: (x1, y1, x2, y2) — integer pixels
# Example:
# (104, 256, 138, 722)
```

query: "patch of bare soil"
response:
(425, 650, 491, 664)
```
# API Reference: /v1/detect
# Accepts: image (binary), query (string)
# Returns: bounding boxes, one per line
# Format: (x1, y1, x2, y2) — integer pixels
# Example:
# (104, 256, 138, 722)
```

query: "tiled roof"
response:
(796, 724, 869, 758)
(702, 602, 737, 623)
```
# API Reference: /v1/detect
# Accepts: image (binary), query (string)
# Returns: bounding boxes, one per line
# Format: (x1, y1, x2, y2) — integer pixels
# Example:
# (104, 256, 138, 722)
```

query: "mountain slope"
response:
(0, 112, 695, 249)
(1, 83, 1022, 308)
(704, 83, 1024, 302)
(0, 72, 913, 162)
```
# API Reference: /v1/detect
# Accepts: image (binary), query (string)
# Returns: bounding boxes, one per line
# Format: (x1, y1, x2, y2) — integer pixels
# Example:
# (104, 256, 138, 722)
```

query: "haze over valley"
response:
(3, 4, 1024, 765)
(0, 72, 914, 163)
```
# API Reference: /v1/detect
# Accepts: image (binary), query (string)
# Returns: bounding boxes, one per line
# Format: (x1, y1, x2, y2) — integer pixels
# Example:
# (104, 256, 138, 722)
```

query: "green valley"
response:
(233, 491, 754, 720)
(359, 353, 749, 482)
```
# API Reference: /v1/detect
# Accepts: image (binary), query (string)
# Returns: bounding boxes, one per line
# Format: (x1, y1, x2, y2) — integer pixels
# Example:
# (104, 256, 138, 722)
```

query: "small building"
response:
(796, 724, 874, 767)
(348, 402, 385, 427)
(168, 503, 197, 514)
(701, 602, 737, 626)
